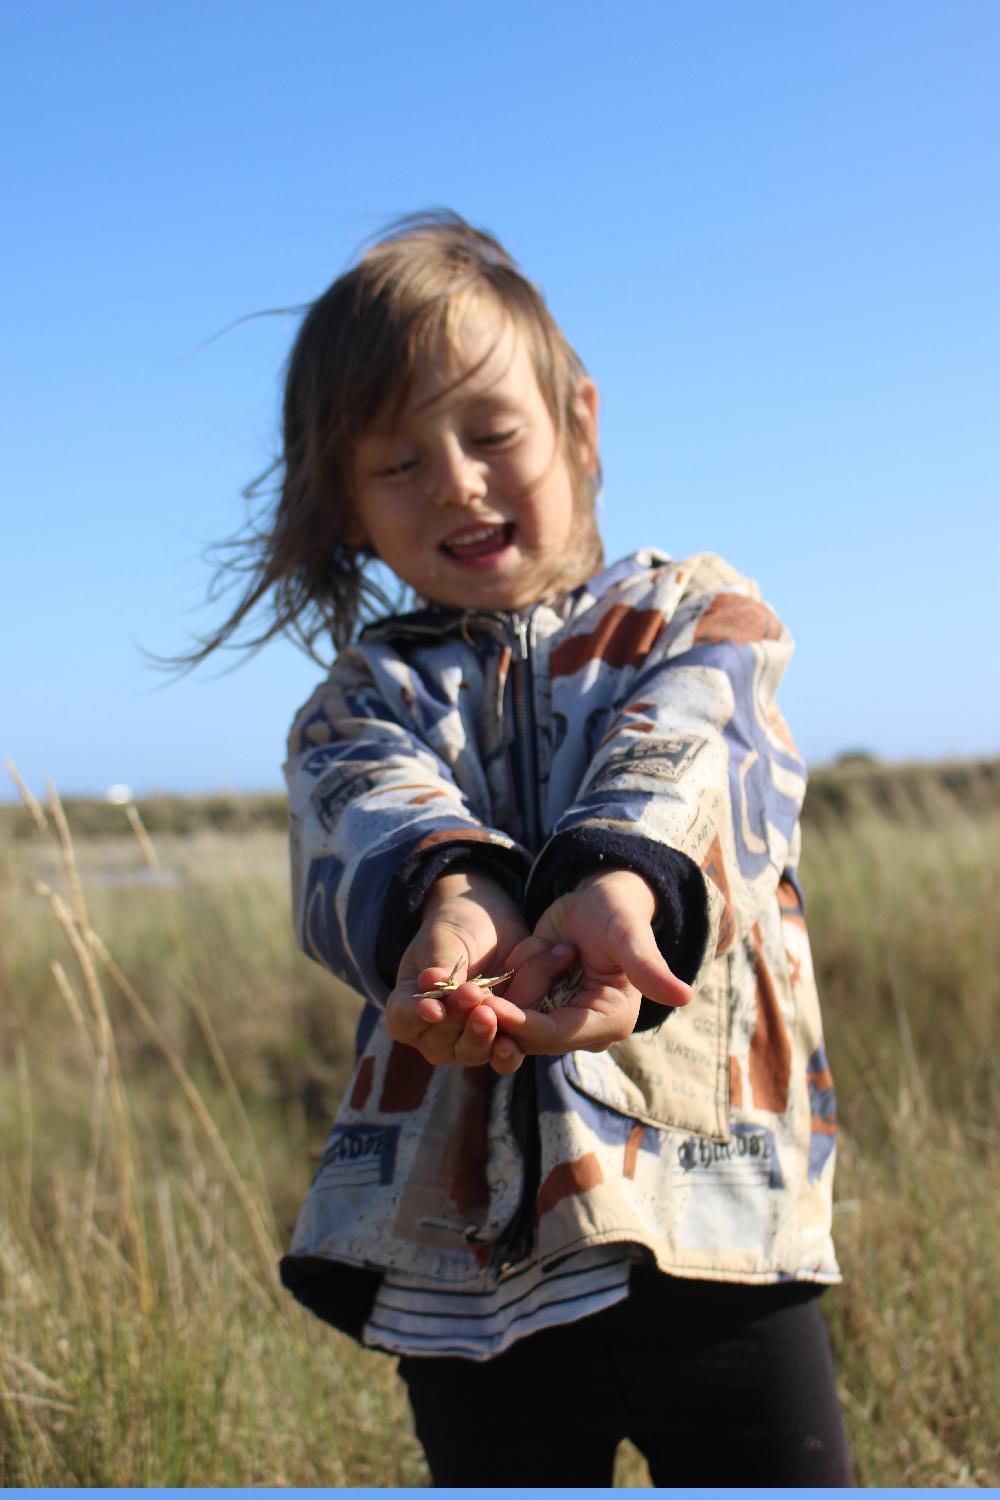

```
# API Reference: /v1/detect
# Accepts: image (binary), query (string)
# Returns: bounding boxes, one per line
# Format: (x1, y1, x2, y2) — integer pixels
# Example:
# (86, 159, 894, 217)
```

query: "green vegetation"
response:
(1, 761, 998, 1485)
(3, 754, 996, 839)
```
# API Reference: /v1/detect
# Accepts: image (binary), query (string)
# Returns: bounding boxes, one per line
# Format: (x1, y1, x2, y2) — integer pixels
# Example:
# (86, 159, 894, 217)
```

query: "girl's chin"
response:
(422, 565, 532, 613)
(419, 542, 582, 611)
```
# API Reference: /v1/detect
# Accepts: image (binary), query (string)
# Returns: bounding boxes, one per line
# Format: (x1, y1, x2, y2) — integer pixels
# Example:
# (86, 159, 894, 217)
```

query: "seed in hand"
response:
(413, 957, 514, 1001)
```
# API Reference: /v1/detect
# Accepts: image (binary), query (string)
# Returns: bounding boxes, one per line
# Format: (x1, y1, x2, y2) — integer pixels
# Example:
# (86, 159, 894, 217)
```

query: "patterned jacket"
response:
(279, 550, 840, 1337)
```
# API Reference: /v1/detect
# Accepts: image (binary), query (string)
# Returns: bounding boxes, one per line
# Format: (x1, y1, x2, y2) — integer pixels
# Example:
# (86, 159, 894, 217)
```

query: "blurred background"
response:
(3, 0, 998, 798)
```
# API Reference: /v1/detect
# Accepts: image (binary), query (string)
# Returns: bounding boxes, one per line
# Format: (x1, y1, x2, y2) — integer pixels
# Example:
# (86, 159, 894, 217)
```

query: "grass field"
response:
(1, 761, 998, 1485)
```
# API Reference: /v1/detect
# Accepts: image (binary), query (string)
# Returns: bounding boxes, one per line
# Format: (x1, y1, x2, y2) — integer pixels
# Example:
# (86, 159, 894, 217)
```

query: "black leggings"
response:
(398, 1267, 852, 1488)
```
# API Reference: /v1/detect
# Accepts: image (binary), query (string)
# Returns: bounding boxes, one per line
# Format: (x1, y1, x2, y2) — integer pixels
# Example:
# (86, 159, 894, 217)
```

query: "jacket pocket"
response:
(563, 954, 732, 1143)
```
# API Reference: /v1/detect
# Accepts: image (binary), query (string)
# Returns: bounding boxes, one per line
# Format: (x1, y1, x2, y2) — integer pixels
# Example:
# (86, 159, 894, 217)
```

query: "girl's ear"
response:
(572, 377, 600, 475)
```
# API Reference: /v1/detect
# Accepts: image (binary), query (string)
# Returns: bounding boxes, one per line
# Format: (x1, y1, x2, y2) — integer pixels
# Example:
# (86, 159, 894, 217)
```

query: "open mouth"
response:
(440, 522, 513, 561)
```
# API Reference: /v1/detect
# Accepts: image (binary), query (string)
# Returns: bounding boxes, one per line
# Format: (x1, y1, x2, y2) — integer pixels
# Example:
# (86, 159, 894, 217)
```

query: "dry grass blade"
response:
(534, 965, 584, 1014)
(34, 881, 153, 1313)
(124, 800, 159, 869)
(154, 1174, 186, 1324)
(172, 1177, 280, 1318)
(0, 1220, 42, 1306)
(123, 800, 277, 1224)
(2, 1394, 76, 1415)
(413, 964, 514, 1000)
(14, 1038, 33, 1223)
(49, 959, 99, 1070)
(3, 759, 47, 832)
(414, 960, 581, 1010)
(45, 780, 88, 939)
(88, 930, 283, 1293)
(0, 1353, 68, 1398)
(33, 882, 111, 1053)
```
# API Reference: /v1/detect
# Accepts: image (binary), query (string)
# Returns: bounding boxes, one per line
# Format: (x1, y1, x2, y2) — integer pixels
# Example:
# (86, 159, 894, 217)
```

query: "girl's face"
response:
(348, 302, 599, 613)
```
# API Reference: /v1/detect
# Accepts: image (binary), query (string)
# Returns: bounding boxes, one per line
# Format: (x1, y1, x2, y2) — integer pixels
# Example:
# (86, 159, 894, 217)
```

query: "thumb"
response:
(620, 925, 693, 1008)
(398, 923, 471, 988)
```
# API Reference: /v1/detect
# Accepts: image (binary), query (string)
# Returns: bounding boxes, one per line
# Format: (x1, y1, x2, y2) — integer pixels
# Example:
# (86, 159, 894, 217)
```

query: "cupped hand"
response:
(385, 867, 576, 1074)
(489, 869, 692, 1057)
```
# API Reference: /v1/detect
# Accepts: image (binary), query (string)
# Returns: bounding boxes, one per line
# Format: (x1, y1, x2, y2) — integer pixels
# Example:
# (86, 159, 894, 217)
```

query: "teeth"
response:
(448, 524, 504, 548)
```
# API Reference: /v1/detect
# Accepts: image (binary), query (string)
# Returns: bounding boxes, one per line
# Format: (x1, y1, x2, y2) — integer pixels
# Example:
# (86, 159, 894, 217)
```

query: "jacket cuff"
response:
(525, 827, 711, 1031)
(375, 840, 531, 987)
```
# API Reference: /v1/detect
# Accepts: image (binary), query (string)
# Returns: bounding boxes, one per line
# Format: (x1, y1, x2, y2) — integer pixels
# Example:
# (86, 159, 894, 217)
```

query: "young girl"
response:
(203, 212, 850, 1486)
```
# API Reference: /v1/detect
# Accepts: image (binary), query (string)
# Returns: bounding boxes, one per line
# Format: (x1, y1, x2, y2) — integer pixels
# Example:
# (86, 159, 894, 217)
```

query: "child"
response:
(208, 212, 850, 1485)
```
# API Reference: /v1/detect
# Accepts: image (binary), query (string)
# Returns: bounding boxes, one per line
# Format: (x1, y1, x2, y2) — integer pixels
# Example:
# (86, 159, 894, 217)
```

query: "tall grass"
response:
(1, 765, 998, 1485)
(802, 780, 1000, 1486)
(0, 779, 418, 1486)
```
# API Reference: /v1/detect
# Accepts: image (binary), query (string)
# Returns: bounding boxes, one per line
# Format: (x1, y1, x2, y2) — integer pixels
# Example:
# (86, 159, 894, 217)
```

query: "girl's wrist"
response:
(574, 866, 659, 921)
(422, 863, 522, 920)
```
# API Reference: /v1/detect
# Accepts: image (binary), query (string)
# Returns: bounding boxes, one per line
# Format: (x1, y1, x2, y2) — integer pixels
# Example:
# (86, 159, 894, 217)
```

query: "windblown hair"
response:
(179, 210, 603, 668)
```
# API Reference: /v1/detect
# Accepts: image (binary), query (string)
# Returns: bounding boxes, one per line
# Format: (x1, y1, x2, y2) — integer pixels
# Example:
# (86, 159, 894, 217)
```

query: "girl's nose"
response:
(428, 436, 487, 507)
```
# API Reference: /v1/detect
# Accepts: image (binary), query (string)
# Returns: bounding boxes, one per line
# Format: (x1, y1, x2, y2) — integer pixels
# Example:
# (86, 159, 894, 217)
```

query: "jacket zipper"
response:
(509, 610, 543, 851)
(488, 610, 545, 1276)
(364, 604, 545, 1278)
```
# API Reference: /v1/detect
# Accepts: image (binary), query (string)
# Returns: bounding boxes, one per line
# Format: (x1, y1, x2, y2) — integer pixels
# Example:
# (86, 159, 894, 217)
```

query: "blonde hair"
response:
(183, 210, 602, 666)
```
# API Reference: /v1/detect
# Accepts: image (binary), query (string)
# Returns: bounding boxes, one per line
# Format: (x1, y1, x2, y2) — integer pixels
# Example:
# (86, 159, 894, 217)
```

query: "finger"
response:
(618, 927, 693, 1008)
(493, 987, 640, 1055)
(451, 979, 498, 1013)
(412, 962, 488, 1024)
(416, 995, 447, 1023)
(490, 1034, 524, 1075)
(453, 1004, 498, 1067)
(484, 989, 548, 1032)
(387, 988, 433, 1044)
(389, 984, 479, 1062)
(488, 998, 562, 1054)
(415, 964, 497, 1013)
(544, 989, 642, 1050)
(424, 991, 486, 1049)
(503, 932, 555, 971)
(415, 957, 469, 993)
(503, 941, 576, 1010)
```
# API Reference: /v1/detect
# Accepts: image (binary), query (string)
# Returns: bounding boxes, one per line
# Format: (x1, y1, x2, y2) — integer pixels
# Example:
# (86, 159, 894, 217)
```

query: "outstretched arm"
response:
(523, 554, 810, 1004)
(286, 646, 531, 1004)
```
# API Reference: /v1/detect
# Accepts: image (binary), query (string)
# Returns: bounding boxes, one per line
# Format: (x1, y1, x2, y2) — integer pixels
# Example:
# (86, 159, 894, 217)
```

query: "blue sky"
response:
(3, 0, 998, 798)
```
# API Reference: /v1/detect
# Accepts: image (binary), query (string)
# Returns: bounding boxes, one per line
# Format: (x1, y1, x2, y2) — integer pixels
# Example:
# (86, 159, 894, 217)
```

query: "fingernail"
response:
(552, 943, 573, 957)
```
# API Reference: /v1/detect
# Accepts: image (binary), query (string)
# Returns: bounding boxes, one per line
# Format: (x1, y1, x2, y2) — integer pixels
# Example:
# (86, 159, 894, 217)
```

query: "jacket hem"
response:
(280, 1230, 841, 1343)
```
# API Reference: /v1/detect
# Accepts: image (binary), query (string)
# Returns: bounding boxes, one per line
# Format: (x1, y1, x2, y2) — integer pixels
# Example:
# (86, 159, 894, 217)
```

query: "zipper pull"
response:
(512, 614, 530, 661)
(495, 644, 511, 719)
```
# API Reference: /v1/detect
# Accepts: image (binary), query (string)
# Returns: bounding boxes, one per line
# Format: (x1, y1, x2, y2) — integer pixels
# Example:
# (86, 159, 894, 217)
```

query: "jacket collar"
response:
(357, 548, 671, 648)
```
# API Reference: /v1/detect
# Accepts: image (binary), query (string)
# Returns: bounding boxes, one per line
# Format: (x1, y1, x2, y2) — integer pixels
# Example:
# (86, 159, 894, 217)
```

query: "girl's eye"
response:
(375, 457, 419, 478)
(476, 428, 518, 449)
